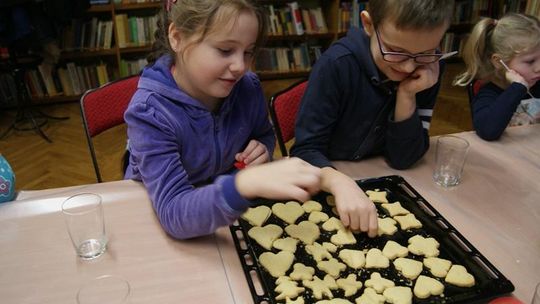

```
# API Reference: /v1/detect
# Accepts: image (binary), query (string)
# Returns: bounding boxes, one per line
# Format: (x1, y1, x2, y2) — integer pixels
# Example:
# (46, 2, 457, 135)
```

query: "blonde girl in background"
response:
(454, 13, 540, 141)
(124, 0, 321, 239)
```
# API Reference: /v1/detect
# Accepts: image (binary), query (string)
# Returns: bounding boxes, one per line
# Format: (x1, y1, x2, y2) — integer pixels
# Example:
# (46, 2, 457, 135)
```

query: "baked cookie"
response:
(445, 265, 475, 287)
(355, 287, 386, 304)
(364, 272, 395, 293)
(286, 297, 305, 304)
(393, 257, 423, 280)
(336, 274, 363, 297)
(331, 229, 357, 245)
(290, 263, 315, 281)
(315, 299, 353, 304)
(303, 200, 323, 212)
(285, 221, 320, 245)
(306, 242, 333, 262)
(413, 275, 444, 299)
(382, 240, 408, 260)
(259, 251, 294, 278)
(317, 258, 347, 278)
(326, 195, 336, 206)
(272, 201, 305, 224)
(407, 235, 440, 257)
(273, 237, 299, 253)
(275, 276, 305, 301)
(303, 276, 334, 300)
(322, 217, 345, 231)
(323, 274, 338, 290)
(322, 242, 338, 253)
(393, 214, 422, 230)
(241, 205, 271, 226)
(383, 286, 413, 304)
(309, 211, 330, 224)
(248, 224, 283, 250)
(365, 248, 390, 269)
(338, 249, 366, 269)
(423, 257, 452, 278)
(381, 202, 410, 217)
(365, 190, 388, 203)
(378, 217, 398, 236)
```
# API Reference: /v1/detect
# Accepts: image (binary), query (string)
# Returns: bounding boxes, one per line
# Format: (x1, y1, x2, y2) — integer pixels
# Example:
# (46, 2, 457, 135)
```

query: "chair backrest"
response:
(268, 80, 308, 157)
(80, 75, 139, 182)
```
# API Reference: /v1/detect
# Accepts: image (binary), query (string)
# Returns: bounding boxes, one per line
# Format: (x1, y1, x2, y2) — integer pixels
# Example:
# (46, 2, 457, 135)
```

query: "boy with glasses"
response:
(291, 0, 455, 237)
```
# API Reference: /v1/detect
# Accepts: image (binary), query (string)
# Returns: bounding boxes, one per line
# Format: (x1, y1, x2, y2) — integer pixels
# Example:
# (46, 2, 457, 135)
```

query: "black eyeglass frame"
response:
(374, 28, 455, 64)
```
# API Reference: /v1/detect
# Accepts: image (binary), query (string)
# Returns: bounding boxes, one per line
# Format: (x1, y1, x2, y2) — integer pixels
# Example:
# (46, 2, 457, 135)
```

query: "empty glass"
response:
(62, 193, 107, 260)
(433, 135, 469, 187)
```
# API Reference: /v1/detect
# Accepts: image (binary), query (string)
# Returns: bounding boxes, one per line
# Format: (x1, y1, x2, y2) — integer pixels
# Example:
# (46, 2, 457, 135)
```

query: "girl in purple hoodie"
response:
(124, 0, 321, 239)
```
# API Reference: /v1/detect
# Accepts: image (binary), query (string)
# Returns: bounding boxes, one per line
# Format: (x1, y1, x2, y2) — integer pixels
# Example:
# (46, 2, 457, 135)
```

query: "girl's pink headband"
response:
(166, 0, 177, 12)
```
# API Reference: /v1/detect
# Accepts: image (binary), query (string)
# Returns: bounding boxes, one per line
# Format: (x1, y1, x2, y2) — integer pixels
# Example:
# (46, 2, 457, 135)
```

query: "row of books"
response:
(60, 18, 114, 51)
(119, 58, 147, 77)
(338, 1, 369, 32)
(24, 63, 111, 98)
(526, 0, 540, 17)
(115, 14, 158, 48)
(254, 44, 323, 72)
(264, 2, 328, 36)
(441, 32, 468, 55)
(455, 0, 528, 23)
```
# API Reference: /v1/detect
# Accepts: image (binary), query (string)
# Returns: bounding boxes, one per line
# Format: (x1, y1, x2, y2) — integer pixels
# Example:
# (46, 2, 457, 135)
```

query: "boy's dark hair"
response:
(368, 0, 455, 30)
(148, 0, 267, 65)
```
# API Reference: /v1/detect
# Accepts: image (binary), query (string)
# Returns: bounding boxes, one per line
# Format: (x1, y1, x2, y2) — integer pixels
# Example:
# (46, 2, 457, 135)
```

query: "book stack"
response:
(265, 2, 328, 36)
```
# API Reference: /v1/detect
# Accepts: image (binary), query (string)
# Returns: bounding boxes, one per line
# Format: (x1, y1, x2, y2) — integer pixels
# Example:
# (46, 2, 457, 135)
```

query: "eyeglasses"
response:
(375, 29, 457, 64)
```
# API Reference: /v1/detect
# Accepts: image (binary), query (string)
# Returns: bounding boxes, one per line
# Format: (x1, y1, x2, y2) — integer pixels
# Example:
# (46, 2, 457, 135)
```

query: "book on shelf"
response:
(255, 43, 315, 73)
(263, 2, 327, 36)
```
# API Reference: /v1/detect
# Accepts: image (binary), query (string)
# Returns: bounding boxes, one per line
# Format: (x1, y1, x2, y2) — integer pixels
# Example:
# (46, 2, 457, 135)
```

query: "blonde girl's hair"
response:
(454, 13, 540, 86)
(147, 0, 267, 64)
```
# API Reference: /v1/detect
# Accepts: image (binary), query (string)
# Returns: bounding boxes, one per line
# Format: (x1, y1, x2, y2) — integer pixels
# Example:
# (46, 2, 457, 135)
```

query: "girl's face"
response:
(172, 10, 259, 107)
(508, 45, 540, 87)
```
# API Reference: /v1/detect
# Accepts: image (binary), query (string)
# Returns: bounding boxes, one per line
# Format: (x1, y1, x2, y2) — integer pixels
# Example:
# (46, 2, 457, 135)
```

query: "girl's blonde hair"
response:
(454, 13, 540, 86)
(147, 0, 267, 64)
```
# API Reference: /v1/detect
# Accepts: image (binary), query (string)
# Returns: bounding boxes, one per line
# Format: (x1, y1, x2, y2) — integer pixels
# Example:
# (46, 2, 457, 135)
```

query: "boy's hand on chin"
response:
(398, 61, 440, 96)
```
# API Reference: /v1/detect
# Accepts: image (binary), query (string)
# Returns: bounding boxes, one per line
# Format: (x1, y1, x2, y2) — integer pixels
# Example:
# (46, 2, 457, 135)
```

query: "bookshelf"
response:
(3, 0, 538, 107)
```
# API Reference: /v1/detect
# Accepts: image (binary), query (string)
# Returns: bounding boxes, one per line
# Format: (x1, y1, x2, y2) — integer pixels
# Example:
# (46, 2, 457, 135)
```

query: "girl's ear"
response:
(361, 11, 374, 37)
(490, 53, 504, 69)
(168, 22, 182, 52)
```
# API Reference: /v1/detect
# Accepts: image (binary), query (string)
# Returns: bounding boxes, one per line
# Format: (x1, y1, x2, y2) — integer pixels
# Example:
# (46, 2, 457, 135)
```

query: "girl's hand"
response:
(398, 61, 440, 96)
(235, 157, 321, 202)
(235, 139, 270, 167)
(504, 69, 530, 88)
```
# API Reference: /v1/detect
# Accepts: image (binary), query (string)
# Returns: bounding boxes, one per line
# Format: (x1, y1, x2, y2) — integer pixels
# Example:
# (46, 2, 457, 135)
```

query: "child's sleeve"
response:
(125, 99, 251, 240)
(384, 70, 442, 169)
(472, 82, 529, 141)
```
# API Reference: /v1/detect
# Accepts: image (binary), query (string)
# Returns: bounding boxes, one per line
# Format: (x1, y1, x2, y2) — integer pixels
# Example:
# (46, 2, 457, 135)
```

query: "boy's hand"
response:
(504, 69, 530, 88)
(322, 168, 378, 237)
(398, 61, 440, 96)
(395, 62, 440, 122)
(235, 157, 321, 202)
(235, 139, 270, 167)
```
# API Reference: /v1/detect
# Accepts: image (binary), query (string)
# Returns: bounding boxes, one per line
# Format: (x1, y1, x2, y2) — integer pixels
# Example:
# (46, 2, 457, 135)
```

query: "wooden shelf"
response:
(87, 4, 113, 13)
(61, 49, 117, 60)
(267, 33, 335, 41)
(257, 70, 311, 80)
(115, 3, 161, 11)
(119, 46, 153, 54)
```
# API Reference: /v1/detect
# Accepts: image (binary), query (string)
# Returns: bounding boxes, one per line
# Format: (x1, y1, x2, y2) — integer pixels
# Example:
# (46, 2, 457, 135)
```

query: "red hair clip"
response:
(166, 0, 177, 12)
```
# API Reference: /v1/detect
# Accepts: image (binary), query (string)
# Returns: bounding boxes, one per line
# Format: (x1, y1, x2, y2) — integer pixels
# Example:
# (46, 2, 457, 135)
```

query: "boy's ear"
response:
(168, 22, 182, 52)
(361, 11, 374, 37)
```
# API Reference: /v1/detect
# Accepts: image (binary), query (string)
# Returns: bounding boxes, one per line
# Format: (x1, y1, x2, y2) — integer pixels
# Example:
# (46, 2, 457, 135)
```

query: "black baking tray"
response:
(229, 175, 514, 303)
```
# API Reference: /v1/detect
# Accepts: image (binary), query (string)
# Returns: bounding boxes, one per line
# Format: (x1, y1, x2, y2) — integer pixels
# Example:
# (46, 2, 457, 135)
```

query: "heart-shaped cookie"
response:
(383, 286, 413, 304)
(393, 257, 423, 280)
(241, 205, 271, 226)
(445, 265, 475, 287)
(330, 229, 357, 245)
(423, 257, 452, 278)
(273, 237, 299, 253)
(259, 251, 294, 278)
(285, 220, 320, 245)
(413, 275, 444, 299)
(272, 201, 305, 224)
(248, 224, 283, 250)
(338, 249, 365, 269)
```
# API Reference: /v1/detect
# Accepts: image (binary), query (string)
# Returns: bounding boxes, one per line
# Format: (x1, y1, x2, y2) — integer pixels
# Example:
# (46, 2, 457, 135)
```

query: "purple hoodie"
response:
(124, 55, 275, 239)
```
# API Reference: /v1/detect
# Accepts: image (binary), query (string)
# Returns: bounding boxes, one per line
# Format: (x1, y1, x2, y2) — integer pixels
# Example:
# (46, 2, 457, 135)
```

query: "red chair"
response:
(268, 80, 308, 157)
(80, 75, 140, 182)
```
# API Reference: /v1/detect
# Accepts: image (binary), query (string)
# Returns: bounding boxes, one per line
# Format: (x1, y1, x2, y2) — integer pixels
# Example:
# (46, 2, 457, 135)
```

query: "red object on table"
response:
(234, 161, 246, 170)
(488, 297, 524, 304)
